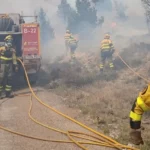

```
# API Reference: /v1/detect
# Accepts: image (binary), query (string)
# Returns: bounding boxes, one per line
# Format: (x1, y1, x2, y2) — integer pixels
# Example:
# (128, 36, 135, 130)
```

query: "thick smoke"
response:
(0, 0, 148, 59)
(0, 0, 66, 61)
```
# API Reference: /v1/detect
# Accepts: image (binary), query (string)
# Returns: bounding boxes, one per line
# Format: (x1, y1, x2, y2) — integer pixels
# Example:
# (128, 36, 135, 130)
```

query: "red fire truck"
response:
(0, 13, 41, 84)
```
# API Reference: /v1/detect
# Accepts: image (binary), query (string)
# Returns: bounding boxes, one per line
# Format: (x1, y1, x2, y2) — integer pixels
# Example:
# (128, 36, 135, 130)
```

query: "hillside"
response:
(39, 41, 150, 149)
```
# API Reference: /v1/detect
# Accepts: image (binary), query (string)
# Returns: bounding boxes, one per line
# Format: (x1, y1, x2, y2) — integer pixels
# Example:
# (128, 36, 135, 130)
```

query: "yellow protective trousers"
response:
(100, 50, 114, 70)
(0, 62, 13, 93)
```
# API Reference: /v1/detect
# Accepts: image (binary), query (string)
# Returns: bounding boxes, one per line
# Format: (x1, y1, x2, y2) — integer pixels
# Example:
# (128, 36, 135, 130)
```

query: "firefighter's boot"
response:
(6, 91, 14, 98)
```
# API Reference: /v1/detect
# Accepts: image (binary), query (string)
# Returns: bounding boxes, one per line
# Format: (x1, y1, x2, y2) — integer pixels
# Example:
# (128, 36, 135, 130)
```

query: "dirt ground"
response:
(38, 43, 150, 150)
(1, 42, 150, 150)
(0, 87, 115, 150)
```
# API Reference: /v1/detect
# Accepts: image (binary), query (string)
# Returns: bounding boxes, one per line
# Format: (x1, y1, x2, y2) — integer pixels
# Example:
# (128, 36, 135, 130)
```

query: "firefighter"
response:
(0, 35, 18, 98)
(68, 36, 78, 59)
(64, 30, 72, 55)
(129, 85, 150, 145)
(100, 34, 115, 72)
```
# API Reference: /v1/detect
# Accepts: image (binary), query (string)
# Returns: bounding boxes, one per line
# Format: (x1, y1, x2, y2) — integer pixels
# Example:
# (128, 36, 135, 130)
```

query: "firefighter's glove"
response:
(130, 129, 144, 145)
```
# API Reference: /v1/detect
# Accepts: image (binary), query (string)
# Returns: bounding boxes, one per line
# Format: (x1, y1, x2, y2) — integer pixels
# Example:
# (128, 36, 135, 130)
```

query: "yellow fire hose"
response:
(116, 51, 150, 83)
(0, 58, 140, 150)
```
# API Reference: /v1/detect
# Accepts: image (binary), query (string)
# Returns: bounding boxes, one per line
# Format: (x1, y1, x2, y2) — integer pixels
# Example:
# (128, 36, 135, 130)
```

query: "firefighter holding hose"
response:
(0, 35, 18, 98)
(99, 34, 115, 72)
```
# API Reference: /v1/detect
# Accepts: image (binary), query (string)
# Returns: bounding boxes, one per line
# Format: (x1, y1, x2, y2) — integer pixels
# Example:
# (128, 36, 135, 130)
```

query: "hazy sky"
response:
(0, 0, 146, 29)
(67, 0, 144, 16)
(0, 0, 144, 17)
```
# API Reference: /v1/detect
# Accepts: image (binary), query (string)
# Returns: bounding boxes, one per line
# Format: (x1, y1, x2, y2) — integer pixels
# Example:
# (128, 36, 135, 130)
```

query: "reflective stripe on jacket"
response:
(100, 39, 114, 51)
(130, 85, 150, 122)
(68, 38, 77, 45)
(0, 56, 13, 60)
(0, 46, 17, 65)
(64, 33, 71, 41)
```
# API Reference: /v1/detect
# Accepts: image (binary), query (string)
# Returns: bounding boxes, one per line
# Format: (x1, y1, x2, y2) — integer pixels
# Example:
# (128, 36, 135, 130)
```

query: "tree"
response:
(92, 0, 104, 3)
(114, 0, 128, 21)
(92, 0, 112, 12)
(142, 0, 150, 6)
(38, 8, 54, 45)
(57, 0, 104, 34)
(76, 0, 97, 26)
(57, 0, 79, 33)
(74, 0, 104, 37)
(141, 0, 150, 32)
(57, 0, 73, 22)
(67, 10, 79, 33)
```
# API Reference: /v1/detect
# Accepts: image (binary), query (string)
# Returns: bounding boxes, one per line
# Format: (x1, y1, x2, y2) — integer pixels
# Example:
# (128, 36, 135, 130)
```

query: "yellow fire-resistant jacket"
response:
(130, 85, 150, 123)
(64, 33, 71, 42)
(0, 46, 17, 65)
(68, 38, 78, 45)
(100, 39, 114, 51)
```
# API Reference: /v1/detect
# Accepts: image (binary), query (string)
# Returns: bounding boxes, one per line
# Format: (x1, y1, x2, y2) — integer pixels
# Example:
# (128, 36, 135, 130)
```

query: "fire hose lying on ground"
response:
(0, 58, 142, 150)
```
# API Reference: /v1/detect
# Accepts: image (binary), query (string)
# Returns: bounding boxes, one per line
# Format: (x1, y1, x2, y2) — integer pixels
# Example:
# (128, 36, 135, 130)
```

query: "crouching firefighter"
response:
(68, 36, 78, 60)
(0, 35, 18, 98)
(100, 34, 115, 72)
(129, 85, 150, 145)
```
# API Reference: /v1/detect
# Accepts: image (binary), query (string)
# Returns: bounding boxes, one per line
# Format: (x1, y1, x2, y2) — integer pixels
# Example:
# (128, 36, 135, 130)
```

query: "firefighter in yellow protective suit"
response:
(64, 30, 72, 54)
(0, 35, 18, 98)
(100, 34, 115, 72)
(129, 85, 150, 145)
(68, 36, 78, 59)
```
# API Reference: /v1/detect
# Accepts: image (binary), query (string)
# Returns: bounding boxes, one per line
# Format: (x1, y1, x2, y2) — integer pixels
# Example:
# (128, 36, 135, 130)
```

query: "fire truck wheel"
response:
(28, 73, 38, 85)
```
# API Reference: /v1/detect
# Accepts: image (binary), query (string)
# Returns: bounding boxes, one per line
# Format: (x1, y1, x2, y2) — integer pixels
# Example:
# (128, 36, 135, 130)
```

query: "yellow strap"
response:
(137, 97, 150, 111)
(129, 111, 142, 121)
(101, 48, 110, 51)
(101, 47, 110, 49)
(101, 44, 111, 49)
(0, 56, 12, 60)
(101, 43, 110, 46)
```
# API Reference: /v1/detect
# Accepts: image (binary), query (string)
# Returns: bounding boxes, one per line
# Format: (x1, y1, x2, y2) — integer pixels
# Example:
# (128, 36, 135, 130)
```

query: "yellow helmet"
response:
(4, 35, 13, 41)
(104, 34, 110, 39)
(66, 30, 70, 34)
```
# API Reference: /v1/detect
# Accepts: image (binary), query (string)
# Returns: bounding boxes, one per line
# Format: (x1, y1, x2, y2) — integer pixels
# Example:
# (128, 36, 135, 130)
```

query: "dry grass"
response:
(39, 42, 150, 149)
